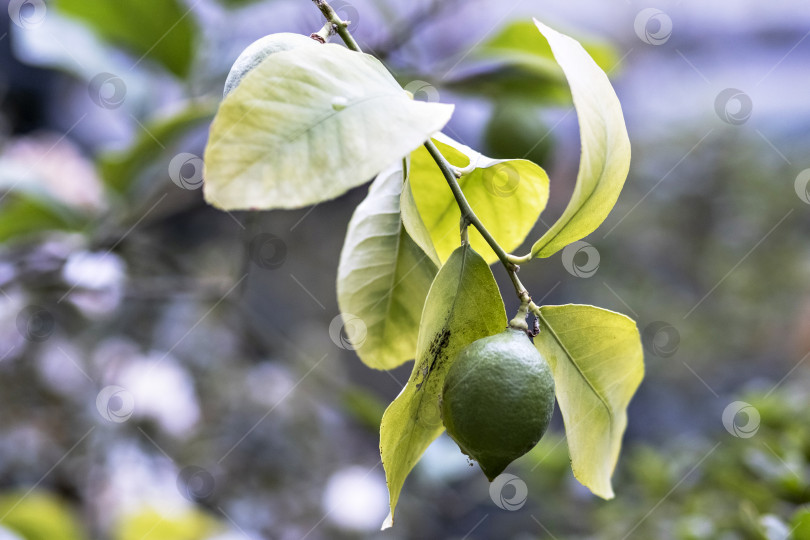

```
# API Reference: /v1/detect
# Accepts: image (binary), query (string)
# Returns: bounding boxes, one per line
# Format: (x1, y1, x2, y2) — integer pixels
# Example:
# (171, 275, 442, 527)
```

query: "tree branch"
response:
(312, 0, 531, 305)
(312, 0, 361, 52)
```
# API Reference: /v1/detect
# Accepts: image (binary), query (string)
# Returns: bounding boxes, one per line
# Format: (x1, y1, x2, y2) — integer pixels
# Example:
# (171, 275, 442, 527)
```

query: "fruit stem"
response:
(460, 216, 470, 245)
(312, 0, 362, 52)
(508, 300, 530, 332)
(313, 0, 532, 305)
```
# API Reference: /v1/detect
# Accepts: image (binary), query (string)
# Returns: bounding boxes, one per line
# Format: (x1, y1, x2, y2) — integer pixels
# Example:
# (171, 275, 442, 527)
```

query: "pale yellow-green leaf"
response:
(408, 134, 549, 264)
(204, 44, 454, 210)
(400, 174, 441, 268)
(337, 160, 438, 370)
(380, 245, 506, 528)
(115, 507, 220, 540)
(0, 490, 87, 540)
(534, 304, 644, 499)
(530, 20, 631, 258)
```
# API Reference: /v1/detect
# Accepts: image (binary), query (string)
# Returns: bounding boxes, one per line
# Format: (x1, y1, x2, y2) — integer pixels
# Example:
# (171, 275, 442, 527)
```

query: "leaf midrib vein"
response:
(538, 311, 613, 420)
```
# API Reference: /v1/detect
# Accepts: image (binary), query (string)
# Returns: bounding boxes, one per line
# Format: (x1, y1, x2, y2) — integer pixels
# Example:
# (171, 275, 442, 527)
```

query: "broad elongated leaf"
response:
(0, 197, 84, 244)
(530, 20, 631, 258)
(446, 20, 619, 104)
(115, 508, 219, 540)
(481, 20, 619, 76)
(407, 134, 549, 264)
(204, 44, 454, 211)
(380, 245, 506, 528)
(336, 161, 438, 370)
(534, 304, 644, 499)
(0, 491, 87, 540)
(0, 161, 91, 244)
(400, 175, 441, 267)
(56, 0, 197, 78)
(100, 100, 217, 194)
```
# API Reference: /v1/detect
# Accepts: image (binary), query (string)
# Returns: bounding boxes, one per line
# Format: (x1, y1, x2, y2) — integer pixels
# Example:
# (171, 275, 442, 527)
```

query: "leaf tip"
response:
(572, 465, 615, 500)
(381, 511, 394, 530)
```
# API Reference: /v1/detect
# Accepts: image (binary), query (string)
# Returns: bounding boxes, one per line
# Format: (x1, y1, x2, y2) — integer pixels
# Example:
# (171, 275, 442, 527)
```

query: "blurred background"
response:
(0, 0, 808, 538)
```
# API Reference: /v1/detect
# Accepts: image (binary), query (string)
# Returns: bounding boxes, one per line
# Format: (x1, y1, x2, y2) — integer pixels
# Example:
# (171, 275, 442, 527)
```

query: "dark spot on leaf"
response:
(415, 328, 451, 391)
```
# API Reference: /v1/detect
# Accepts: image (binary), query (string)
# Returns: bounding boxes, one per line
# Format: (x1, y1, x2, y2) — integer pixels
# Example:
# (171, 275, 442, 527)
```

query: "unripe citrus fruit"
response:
(223, 33, 318, 97)
(441, 328, 555, 481)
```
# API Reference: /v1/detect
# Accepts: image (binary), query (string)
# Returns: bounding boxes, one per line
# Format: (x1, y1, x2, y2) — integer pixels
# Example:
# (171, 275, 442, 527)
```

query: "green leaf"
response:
(482, 20, 619, 74)
(380, 245, 506, 528)
(530, 20, 631, 258)
(100, 100, 217, 194)
(203, 44, 454, 211)
(341, 387, 387, 432)
(444, 65, 573, 104)
(0, 174, 88, 244)
(56, 0, 197, 78)
(0, 491, 87, 540)
(400, 175, 441, 267)
(407, 134, 549, 264)
(445, 20, 619, 104)
(337, 160, 438, 370)
(534, 304, 644, 499)
(0, 196, 85, 244)
(115, 508, 220, 540)
(791, 507, 810, 539)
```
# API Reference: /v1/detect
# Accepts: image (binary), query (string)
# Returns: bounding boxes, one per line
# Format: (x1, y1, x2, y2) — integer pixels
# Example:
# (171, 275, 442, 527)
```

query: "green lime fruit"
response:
(441, 328, 555, 481)
(223, 33, 318, 97)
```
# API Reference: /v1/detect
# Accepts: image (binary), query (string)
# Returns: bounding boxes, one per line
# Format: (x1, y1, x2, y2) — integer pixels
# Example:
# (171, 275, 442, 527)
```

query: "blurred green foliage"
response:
(446, 20, 619, 104)
(55, 0, 197, 77)
(512, 377, 810, 539)
(0, 492, 86, 540)
(114, 508, 221, 540)
(0, 194, 85, 243)
(99, 100, 217, 196)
